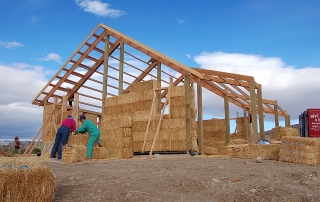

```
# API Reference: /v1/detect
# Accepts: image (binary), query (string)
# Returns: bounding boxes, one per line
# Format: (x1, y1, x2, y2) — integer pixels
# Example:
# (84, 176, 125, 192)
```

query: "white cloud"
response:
(0, 41, 24, 49)
(0, 63, 48, 140)
(41, 53, 62, 63)
(75, 0, 127, 18)
(177, 19, 184, 23)
(186, 54, 191, 59)
(193, 52, 320, 126)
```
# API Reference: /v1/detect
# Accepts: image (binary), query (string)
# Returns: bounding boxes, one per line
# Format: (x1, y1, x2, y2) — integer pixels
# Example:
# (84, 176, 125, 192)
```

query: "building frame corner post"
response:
(184, 73, 192, 151)
(197, 79, 203, 154)
(257, 84, 265, 140)
(249, 81, 258, 142)
(102, 34, 110, 117)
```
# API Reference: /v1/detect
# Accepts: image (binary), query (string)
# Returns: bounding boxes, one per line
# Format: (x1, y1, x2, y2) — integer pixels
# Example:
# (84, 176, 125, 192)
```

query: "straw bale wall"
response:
(247, 144, 280, 160)
(279, 136, 320, 166)
(204, 147, 219, 155)
(230, 139, 249, 145)
(203, 119, 226, 151)
(0, 160, 55, 202)
(62, 145, 87, 162)
(270, 126, 299, 141)
(228, 144, 249, 158)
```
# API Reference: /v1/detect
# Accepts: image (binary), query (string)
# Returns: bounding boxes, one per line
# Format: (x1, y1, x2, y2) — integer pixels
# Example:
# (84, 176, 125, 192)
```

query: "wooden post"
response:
(249, 81, 259, 143)
(243, 108, 248, 140)
(142, 92, 157, 153)
(285, 111, 291, 127)
(197, 79, 204, 154)
(224, 95, 230, 145)
(61, 95, 68, 123)
(157, 61, 161, 84)
(118, 42, 124, 95)
(102, 35, 110, 117)
(185, 73, 192, 151)
(257, 84, 265, 140)
(274, 100, 279, 127)
(73, 93, 79, 119)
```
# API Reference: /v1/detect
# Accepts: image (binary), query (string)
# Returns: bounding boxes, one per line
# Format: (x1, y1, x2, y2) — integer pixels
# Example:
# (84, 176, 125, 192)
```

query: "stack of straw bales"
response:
(100, 116, 133, 159)
(204, 147, 219, 155)
(227, 143, 280, 160)
(270, 126, 299, 141)
(279, 136, 320, 166)
(0, 159, 55, 201)
(62, 145, 87, 162)
(203, 119, 226, 152)
(92, 147, 109, 159)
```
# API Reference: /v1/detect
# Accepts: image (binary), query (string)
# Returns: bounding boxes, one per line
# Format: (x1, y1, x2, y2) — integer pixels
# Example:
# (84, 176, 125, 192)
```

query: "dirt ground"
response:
(38, 155, 320, 202)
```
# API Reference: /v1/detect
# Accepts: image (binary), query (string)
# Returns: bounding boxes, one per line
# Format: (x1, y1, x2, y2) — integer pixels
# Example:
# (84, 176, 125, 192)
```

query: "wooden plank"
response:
(197, 79, 204, 154)
(257, 84, 265, 140)
(157, 62, 161, 84)
(250, 81, 259, 143)
(243, 108, 248, 140)
(149, 97, 169, 158)
(142, 92, 157, 153)
(285, 111, 291, 127)
(224, 96, 230, 145)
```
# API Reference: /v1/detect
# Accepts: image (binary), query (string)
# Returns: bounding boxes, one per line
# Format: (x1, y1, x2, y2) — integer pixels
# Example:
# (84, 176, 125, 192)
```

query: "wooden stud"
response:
(249, 81, 259, 143)
(142, 92, 157, 153)
(243, 108, 248, 140)
(274, 100, 279, 127)
(102, 35, 109, 116)
(257, 84, 265, 140)
(197, 79, 204, 154)
(224, 95, 230, 145)
(185, 73, 192, 151)
(118, 42, 124, 95)
(157, 61, 161, 84)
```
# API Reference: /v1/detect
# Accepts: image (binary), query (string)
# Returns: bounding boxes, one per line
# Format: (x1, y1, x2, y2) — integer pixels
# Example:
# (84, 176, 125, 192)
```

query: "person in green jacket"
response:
(75, 114, 102, 159)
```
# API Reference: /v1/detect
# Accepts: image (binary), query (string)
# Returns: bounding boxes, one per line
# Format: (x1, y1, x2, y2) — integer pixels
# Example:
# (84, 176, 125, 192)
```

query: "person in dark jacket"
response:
(50, 115, 76, 162)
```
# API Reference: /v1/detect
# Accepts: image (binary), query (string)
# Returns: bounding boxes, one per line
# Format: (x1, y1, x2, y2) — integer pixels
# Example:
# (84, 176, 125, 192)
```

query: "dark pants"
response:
(50, 126, 70, 159)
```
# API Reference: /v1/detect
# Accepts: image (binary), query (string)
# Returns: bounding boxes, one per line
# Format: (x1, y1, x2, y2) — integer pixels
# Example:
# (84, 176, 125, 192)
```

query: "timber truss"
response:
(32, 23, 290, 141)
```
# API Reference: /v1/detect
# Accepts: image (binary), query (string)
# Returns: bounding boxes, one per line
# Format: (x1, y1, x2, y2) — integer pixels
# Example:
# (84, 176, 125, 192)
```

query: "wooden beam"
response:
(249, 81, 259, 143)
(224, 95, 230, 145)
(257, 84, 265, 140)
(118, 42, 124, 95)
(185, 73, 192, 151)
(193, 68, 254, 82)
(285, 111, 291, 127)
(157, 62, 161, 84)
(274, 100, 279, 127)
(197, 79, 204, 154)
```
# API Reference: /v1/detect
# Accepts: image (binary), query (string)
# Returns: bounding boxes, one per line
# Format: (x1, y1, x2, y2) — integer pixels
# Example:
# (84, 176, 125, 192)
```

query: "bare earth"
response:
(41, 155, 320, 202)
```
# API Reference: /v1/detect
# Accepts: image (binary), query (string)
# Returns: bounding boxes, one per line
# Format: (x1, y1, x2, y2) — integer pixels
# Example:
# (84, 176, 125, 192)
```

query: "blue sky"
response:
(0, 0, 319, 140)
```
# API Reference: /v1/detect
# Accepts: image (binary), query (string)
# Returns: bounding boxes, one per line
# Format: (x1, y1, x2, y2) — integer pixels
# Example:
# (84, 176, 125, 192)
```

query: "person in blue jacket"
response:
(75, 114, 102, 159)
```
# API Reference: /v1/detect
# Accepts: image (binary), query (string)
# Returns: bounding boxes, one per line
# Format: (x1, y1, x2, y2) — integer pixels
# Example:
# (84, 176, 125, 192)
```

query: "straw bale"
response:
(132, 132, 154, 142)
(219, 146, 229, 155)
(170, 140, 186, 151)
(132, 120, 155, 133)
(102, 136, 133, 149)
(68, 134, 90, 147)
(204, 147, 219, 155)
(117, 93, 134, 105)
(105, 96, 119, 107)
(279, 136, 320, 166)
(228, 144, 249, 159)
(247, 144, 280, 160)
(170, 86, 185, 97)
(170, 107, 197, 118)
(131, 100, 153, 111)
(230, 139, 249, 145)
(108, 148, 133, 159)
(92, 147, 109, 159)
(270, 126, 299, 141)
(129, 80, 160, 92)
(0, 160, 55, 202)
(132, 110, 151, 121)
(62, 145, 87, 162)
(231, 133, 245, 140)
(170, 97, 186, 108)
(101, 116, 132, 131)
(204, 137, 225, 147)
(101, 128, 132, 139)
(104, 103, 133, 116)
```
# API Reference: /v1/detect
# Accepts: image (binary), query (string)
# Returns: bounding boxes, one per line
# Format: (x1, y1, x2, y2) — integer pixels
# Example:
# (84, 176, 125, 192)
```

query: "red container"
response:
(299, 109, 320, 138)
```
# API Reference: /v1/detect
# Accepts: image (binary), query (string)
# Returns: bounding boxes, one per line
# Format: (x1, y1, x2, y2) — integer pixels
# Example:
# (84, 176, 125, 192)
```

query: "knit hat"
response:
(79, 114, 86, 120)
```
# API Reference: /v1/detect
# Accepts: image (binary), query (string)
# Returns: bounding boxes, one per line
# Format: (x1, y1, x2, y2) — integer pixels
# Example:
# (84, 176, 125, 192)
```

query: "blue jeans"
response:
(50, 126, 70, 159)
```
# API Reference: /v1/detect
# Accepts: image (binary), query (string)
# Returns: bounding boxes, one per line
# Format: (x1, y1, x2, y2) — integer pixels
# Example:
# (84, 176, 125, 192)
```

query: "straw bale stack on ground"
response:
(270, 126, 299, 141)
(247, 144, 280, 160)
(62, 145, 87, 162)
(204, 147, 219, 155)
(279, 136, 320, 166)
(68, 134, 90, 147)
(228, 144, 249, 158)
(203, 119, 226, 152)
(100, 116, 133, 159)
(0, 159, 55, 202)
